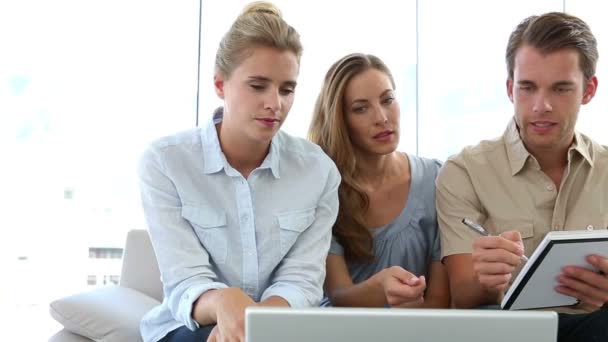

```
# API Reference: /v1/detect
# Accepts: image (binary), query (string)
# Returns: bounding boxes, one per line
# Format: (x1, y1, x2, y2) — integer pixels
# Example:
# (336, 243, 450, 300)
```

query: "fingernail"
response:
(589, 255, 599, 263)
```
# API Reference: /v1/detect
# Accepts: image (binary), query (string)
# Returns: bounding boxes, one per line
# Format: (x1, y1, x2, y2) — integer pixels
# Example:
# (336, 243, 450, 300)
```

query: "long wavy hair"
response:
(308, 53, 395, 263)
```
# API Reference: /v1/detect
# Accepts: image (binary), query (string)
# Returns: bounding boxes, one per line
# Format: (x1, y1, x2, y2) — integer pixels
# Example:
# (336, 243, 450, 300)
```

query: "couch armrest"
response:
(120, 230, 163, 302)
(50, 286, 160, 342)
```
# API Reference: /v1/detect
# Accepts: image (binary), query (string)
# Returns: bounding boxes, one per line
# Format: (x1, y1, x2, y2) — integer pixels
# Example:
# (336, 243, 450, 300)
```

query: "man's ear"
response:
(582, 75, 598, 105)
(506, 79, 514, 103)
(214, 73, 225, 99)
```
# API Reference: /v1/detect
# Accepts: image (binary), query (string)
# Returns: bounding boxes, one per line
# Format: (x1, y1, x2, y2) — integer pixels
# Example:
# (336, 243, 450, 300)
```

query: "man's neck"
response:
(529, 145, 569, 188)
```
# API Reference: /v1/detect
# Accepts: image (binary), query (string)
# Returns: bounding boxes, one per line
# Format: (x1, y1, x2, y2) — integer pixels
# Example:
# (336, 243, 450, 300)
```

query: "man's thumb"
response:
(500, 230, 523, 243)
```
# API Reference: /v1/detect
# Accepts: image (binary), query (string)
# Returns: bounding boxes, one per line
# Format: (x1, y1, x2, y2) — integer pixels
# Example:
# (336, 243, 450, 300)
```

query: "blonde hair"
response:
(309, 53, 395, 263)
(215, 1, 303, 77)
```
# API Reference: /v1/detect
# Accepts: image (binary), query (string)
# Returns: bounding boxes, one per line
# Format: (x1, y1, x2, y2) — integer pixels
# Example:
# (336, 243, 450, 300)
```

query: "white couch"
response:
(49, 230, 163, 342)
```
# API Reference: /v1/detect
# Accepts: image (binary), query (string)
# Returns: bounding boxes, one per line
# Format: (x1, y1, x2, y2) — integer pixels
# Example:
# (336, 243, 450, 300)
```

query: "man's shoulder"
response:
(446, 136, 506, 168)
(586, 136, 608, 159)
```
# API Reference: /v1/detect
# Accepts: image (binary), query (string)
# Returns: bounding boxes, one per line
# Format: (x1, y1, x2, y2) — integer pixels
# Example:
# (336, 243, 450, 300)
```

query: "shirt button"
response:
(546, 184, 555, 191)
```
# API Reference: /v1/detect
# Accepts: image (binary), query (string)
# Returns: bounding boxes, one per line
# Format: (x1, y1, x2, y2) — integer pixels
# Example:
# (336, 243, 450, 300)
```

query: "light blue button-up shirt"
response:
(138, 109, 340, 342)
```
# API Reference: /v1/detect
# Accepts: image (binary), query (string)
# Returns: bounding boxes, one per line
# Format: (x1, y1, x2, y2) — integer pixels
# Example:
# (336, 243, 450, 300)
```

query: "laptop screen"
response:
(246, 307, 557, 342)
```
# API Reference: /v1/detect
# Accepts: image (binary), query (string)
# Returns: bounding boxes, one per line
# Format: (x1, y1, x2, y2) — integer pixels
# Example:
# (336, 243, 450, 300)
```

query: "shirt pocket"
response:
(582, 217, 608, 231)
(493, 220, 535, 257)
(182, 204, 228, 265)
(276, 207, 316, 255)
(519, 222, 535, 256)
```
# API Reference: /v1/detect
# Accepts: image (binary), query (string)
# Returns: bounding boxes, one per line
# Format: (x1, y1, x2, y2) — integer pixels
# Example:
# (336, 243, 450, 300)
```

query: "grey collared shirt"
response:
(138, 109, 340, 342)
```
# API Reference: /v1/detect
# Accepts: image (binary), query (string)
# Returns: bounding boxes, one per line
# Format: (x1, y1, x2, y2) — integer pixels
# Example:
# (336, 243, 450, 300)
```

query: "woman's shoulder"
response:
(405, 153, 442, 179)
(147, 127, 204, 152)
(277, 130, 323, 154)
(277, 130, 337, 168)
(404, 153, 442, 207)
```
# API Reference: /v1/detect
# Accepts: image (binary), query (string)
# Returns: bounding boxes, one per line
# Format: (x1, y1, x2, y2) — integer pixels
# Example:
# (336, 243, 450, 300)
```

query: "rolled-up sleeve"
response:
(436, 157, 486, 259)
(261, 163, 340, 307)
(138, 145, 227, 330)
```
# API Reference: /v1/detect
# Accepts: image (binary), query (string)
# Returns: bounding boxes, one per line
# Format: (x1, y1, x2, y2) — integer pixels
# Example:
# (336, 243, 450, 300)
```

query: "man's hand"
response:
(472, 230, 526, 292)
(371, 266, 426, 306)
(556, 254, 608, 309)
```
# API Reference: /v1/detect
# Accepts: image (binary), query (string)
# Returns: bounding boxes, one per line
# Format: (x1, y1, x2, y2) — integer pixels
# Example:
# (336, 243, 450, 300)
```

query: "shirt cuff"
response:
(177, 282, 228, 331)
(261, 283, 309, 308)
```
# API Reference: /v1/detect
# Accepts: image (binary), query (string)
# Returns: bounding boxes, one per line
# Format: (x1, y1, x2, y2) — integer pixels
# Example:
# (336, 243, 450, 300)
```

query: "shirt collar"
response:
(260, 137, 281, 179)
(201, 107, 225, 174)
(504, 117, 594, 176)
(201, 107, 281, 178)
(571, 131, 594, 167)
(504, 118, 530, 175)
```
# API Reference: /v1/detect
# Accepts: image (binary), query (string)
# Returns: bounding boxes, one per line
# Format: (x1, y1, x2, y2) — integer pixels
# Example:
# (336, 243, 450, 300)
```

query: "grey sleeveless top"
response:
(322, 155, 442, 306)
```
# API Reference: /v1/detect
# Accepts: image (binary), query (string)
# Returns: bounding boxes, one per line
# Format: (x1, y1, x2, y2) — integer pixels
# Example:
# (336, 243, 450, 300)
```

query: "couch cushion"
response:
(50, 286, 160, 342)
(48, 329, 94, 342)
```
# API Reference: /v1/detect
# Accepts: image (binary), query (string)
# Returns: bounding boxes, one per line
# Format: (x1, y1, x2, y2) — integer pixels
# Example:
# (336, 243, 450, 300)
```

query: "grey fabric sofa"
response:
(49, 230, 162, 342)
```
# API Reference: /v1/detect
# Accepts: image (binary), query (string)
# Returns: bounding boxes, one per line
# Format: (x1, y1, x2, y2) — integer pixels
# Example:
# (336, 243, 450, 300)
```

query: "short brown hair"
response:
(215, 1, 303, 78)
(506, 12, 598, 81)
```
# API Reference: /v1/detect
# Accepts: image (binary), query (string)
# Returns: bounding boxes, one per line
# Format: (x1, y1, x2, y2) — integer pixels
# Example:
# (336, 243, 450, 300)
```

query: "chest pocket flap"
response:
(276, 207, 316, 255)
(277, 207, 316, 232)
(181, 204, 228, 264)
(182, 204, 227, 228)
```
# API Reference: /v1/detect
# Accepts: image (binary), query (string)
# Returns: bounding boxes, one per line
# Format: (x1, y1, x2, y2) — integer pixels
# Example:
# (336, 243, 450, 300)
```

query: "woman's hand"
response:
(207, 288, 255, 342)
(372, 266, 426, 306)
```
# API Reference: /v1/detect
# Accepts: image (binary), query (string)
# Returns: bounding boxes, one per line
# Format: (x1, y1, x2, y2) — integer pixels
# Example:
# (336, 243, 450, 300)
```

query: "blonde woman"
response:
(309, 53, 449, 308)
(138, 3, 340, 341)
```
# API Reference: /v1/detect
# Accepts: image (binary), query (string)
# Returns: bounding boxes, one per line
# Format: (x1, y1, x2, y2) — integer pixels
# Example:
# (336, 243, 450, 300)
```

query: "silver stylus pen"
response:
(461, 218, 529, 262)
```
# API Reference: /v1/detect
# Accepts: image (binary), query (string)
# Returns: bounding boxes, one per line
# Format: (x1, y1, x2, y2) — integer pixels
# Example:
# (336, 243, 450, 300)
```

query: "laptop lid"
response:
(246, 307, 557, 342)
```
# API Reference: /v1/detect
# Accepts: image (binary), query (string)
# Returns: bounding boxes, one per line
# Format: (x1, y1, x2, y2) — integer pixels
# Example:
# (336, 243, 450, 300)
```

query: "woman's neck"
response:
(355, 151, 407, 190)
(217, 122, 270, 178)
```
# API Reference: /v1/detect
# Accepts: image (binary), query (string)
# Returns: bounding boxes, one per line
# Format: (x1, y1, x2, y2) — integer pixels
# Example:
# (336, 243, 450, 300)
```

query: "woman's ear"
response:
(214, 74, 225, 99)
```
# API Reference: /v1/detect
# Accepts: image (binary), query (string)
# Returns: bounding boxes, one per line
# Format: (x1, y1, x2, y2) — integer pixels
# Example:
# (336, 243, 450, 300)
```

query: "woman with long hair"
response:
(309, 53, 449, 308)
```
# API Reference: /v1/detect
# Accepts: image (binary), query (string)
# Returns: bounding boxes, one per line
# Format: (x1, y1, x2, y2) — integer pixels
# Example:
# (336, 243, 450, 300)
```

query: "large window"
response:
(568, 1, 608, 144)
(417, 0, 564, 159)
(1, 0, 200, 339)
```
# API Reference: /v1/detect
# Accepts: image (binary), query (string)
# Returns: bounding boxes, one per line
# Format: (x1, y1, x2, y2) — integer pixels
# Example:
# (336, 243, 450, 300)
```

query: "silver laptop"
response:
(246, 307, 557, 342)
